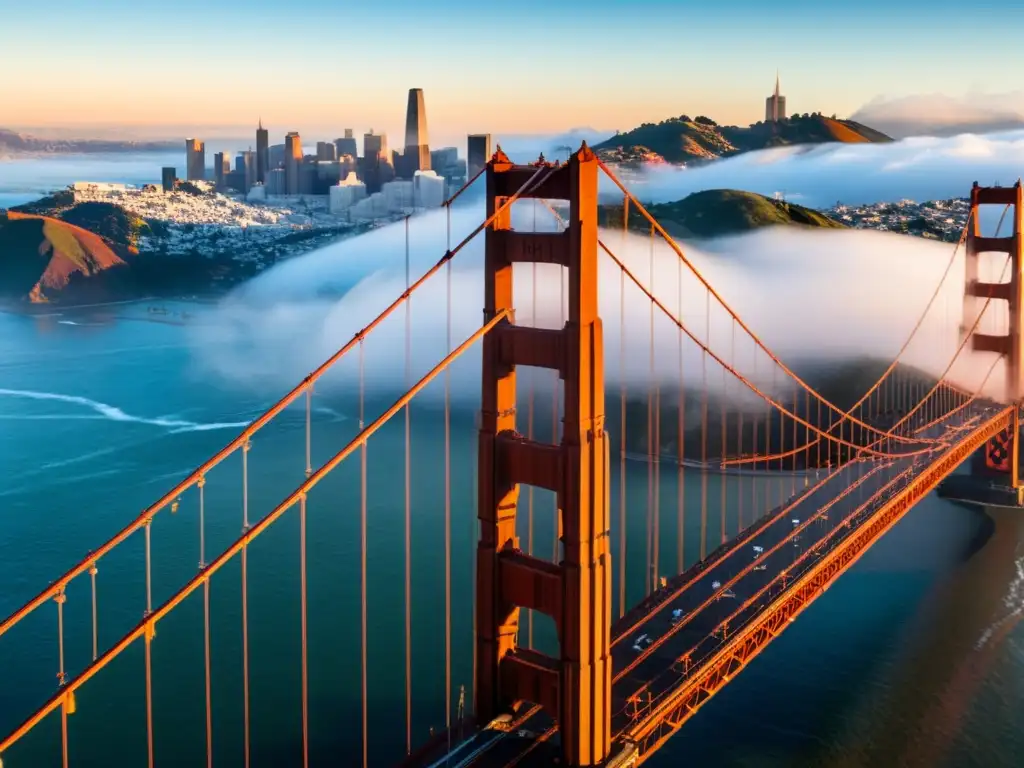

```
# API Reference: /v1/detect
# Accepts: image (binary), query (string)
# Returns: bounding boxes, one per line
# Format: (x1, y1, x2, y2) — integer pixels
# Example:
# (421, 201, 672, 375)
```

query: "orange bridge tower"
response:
(962, 181, 1024, 492)
(475, 145, 612, 766)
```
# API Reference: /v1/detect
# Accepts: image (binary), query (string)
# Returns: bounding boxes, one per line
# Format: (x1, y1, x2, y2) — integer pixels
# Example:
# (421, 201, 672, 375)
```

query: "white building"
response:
(329, 172, 368, 215)
(381, 179, 414, 212)
(246, 184, 267, 203)
(266, 168, 287, 196)
(350, 192, 390, 221)
(413, 170, 446, 208)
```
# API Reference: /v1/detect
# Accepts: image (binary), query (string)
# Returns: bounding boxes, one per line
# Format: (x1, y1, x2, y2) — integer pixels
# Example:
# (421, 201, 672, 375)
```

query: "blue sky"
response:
(2, 0, 1022, 143)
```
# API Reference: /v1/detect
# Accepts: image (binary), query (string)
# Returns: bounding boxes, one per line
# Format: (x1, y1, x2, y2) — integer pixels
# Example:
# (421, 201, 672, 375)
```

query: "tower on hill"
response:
(765, 72, 787, 123)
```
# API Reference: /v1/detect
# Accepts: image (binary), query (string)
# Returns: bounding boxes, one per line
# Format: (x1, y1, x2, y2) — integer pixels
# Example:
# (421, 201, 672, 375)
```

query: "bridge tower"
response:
(476, 145, 612, 766)
(962, 181, 1024, 493)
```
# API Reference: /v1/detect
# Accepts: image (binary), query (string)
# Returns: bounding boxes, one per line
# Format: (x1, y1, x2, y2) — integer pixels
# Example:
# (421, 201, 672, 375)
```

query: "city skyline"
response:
(3, 0, 1023, 141)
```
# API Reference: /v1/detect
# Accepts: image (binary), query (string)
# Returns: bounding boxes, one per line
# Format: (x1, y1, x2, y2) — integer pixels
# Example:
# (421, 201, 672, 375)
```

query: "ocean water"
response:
(1, 150, 1023, 766)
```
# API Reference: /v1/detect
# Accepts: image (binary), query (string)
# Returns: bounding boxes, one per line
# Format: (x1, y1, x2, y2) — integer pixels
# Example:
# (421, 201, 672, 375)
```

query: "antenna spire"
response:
(775, 70, 780, 97)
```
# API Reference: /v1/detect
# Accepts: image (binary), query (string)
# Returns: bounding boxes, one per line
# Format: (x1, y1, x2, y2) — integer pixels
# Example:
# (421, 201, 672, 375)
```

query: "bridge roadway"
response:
(406, 403, 1002, 768)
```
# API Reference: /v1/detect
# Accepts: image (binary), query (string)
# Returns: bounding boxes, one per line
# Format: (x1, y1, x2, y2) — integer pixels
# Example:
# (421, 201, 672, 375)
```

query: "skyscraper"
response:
(161, 167, 176, 192)
(185, 138, 205, 181)
(402, 88, 430, 178)
(467, 134, 491, 179)
(316, 141, 337, 161)
(362, 130, 394, 194)
(335, 129, 358, 159)
(765, 72, 787, 123)
(285, 132, 302, 195)
(214, 152, 231, 188)
(256, 119, 269, 184)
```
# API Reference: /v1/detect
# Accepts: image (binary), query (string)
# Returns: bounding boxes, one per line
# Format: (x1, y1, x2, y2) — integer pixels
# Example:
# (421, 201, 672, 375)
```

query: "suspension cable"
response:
(359, 336, 368, 768)
(602, 241, 939, 459)
(404, 213, 413, 754)
(596, 158, 947, 447)
(0, 164, 550, 648)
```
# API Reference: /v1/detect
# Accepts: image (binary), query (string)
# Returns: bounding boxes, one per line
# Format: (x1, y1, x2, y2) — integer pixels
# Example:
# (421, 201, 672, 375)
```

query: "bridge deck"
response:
(405, 404, 1005, 767)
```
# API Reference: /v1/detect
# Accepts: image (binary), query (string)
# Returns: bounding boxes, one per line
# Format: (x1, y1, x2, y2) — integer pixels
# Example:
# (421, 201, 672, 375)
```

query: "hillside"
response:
(594, 113, 892, 165)
(599, 189, 846, 239)
(0, 201, 242, 305)
(0, 211, 126, 302)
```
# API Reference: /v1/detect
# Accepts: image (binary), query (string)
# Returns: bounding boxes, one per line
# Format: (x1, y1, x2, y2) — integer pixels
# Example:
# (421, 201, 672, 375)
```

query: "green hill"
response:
(595, 113, 892, 165)
(599, 189, 846, 239)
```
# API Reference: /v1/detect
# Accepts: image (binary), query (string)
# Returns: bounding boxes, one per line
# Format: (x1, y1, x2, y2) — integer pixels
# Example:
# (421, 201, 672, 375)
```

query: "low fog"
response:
(188, 133, 1019, 407)
(623, 129, 1024, 210)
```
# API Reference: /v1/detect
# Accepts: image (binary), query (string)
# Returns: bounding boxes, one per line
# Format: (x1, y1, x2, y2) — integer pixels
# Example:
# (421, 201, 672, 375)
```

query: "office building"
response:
(382, 179, 414, 212)
(414, 170, 446, 208)
(269, 144, 285, 169)
(362, 130, 394, 194)
(765, 72, 787, 123)
(267, 168, 286, 195)
(285, 132, 303, 195)
(225, 169, 247, 193)
(185, 138, 206, 181)
(214, 152, 231, 188)
(335, 129, 358, 159)
(161, 167, 176, 192)
(256, 119, 269, 183)
(236, 150, 256, 191)
(329, 172, 368, 215)
(467, 134, 491, 179)
(401, 88, 430, 177)
(316, 141, 338, 161)
(430, 147, 458, 170)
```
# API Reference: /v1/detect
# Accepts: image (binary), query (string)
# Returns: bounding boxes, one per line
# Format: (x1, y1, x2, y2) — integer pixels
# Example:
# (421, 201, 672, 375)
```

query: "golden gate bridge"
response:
(0, 146, 1021, 767)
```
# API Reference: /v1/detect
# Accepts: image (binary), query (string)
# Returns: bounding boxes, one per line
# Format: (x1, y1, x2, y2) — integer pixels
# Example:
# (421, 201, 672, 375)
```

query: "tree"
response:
(694, 115, 717, 126)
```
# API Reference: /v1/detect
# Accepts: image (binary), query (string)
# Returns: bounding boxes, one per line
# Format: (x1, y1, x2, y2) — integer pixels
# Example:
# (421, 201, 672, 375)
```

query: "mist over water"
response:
(620, 128, 1024, 209)
(192, 128, 1024, 405)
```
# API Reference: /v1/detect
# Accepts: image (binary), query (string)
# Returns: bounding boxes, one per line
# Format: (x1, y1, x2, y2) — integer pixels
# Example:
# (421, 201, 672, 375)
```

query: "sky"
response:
(2, 0, 1024, 145)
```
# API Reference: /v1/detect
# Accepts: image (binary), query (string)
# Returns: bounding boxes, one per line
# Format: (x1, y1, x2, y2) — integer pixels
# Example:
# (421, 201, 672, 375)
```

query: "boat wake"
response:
(0, 388, 250, 433)
(975, 554, 1024, 650)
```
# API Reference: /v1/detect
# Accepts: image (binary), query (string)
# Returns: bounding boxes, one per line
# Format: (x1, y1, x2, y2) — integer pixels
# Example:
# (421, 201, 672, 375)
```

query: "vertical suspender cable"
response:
(721, 324, 729, 543)
(144, 520, 154, 768)
(305, 387, 312, 477)
(528, 260, 536, 645)
(198, 478, 206, 570)
(242, 441, 251, 768)
(204, 576, 212, 768)
(359, 338, 368, 768)
(56, 589, 68, 768)
(736, 325, 743, 532)
(89, 562, 98, 661)
(554, 264, 564, 562)
(404, 214, 413, 755)
(700, 291, 709, 561)
(145, 625, 154, 768)
(677, 243, 685, 575)
(299, 494, 309, 768)
(145, 520, 153, 617)
(444, 219, 453, 745)
(618, 250, 627, 616)
(647, 225, 655, 593)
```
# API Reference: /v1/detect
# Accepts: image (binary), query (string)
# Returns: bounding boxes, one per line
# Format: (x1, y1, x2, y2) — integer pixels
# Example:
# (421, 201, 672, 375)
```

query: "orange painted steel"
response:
(0, 310, 509, 758)
(614, 461, 890, 683)
(0, 164, 528, 648)
(600, 240, 940, 460)
(610, 464, 846, 650)
(475, 147, 612, 766)
(621, 463, 913, 709)
(622, 407, 1012, 761)
(595, 158, 938, 449)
